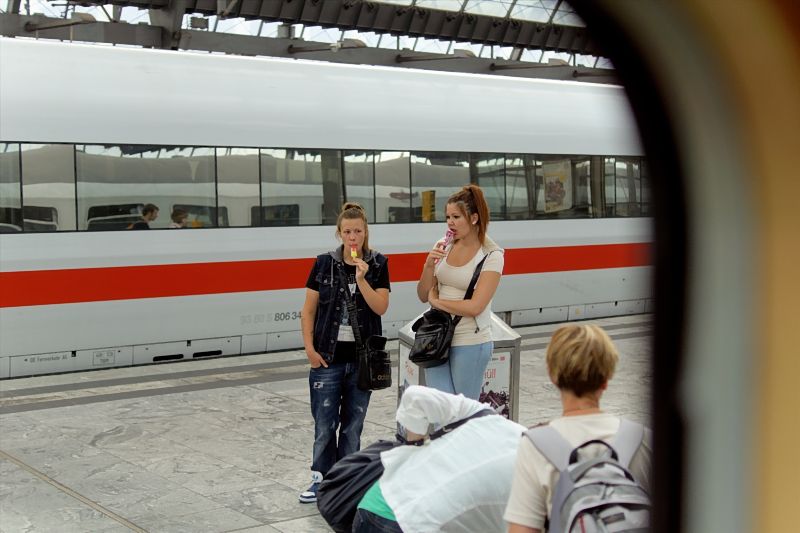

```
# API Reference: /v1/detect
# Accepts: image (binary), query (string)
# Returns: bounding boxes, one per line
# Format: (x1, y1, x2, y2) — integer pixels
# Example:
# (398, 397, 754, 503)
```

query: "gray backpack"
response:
(525, 419, 650, 533)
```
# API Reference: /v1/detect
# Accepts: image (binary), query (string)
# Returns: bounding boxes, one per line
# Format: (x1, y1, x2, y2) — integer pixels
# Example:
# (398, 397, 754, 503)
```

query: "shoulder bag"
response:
(409, 253, 489, 368)
(337, 265, 392, 392)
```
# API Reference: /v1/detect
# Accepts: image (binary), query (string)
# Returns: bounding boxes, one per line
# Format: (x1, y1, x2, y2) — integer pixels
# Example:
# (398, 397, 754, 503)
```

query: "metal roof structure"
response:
(0, 0, 616, 82)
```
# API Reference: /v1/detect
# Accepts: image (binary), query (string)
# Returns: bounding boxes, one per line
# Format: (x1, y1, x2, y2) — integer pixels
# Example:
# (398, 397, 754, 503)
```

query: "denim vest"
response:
(313, 247, 388, 362)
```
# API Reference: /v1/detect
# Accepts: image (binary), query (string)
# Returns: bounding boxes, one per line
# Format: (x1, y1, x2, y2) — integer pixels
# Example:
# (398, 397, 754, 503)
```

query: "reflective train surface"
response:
(0, 38, 651, 378)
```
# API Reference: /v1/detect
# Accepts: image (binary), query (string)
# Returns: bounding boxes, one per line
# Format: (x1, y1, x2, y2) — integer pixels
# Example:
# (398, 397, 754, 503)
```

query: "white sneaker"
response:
(298, 471, 323, 503)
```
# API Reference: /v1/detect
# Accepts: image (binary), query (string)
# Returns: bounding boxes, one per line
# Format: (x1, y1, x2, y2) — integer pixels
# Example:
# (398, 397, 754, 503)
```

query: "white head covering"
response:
(395, 385, 486, 435)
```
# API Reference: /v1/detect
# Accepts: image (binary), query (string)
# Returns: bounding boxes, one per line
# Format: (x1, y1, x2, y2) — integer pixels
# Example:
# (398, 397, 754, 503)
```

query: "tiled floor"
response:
(0, 315, 652, 532)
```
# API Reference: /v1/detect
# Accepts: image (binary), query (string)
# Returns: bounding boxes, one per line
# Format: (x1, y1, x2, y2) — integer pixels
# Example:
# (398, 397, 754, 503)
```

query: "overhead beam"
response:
(0, 13, 616, 83)
(148, 0, 188, 49)
(66, 0, 602, 55)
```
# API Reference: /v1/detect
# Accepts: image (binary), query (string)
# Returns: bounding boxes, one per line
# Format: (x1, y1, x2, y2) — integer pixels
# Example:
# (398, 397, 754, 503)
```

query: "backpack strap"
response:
(610, 418, 645, 468)
(524, 425, 572, 471)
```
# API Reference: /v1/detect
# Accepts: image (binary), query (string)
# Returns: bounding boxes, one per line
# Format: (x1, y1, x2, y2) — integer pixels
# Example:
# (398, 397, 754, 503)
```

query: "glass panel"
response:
(0, 143, 22, 232)
(21, 144, 77, 232)
(604, 157, 616, 216)
(573, 157, 592, 216)
(415, 0, 464, 11)
(464, 0, 514, 17)
(535, 155, 592, 219)
(413, 37, 450, 54)
(260, 149, 343, 226)
(76, 145, 215, 231)
(641, 158, 652, 216)
(614, 157, 641, 217)
(344, 151, 376, 224)
(510, 0, 557, 23)
(505, 154, 536, 220)
(589, 156, 605, 218)
(217, 147, 259, 227)
(471, 153, 506, 221)
(410, 152, 469, 222)
(302, 26, 340, 43)
(551, 3, 585, 27)
(375, 151, 411, 223)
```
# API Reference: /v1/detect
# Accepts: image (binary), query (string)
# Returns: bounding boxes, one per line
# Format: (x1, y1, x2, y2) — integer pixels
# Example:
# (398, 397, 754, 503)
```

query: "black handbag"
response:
(316, 439, 399, 533)
(337, 266, 392, 392)
(409, 254, 489, 368)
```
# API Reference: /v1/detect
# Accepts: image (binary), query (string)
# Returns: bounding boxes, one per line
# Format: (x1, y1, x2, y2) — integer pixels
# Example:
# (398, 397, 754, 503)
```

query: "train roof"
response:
(0, 37, 643, 156)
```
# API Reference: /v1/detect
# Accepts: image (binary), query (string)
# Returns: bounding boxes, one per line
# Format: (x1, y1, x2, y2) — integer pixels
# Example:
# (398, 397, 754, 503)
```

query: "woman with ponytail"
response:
(298, 202, 391, 504)
(416, 184, 504, 400)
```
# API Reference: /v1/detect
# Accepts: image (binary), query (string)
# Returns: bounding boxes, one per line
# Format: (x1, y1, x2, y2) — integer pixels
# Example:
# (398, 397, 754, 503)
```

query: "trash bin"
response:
(397, 312, 522, 421)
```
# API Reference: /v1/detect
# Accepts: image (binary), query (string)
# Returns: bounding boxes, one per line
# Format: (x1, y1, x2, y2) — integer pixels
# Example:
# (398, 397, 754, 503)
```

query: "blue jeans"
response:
(309, 362, 371, 476)
(423, 341, 493, 400)
(352, 509, 404, 533)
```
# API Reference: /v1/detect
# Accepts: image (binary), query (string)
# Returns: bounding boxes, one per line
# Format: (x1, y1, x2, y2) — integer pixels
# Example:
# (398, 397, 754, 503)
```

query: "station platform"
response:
(0, 315, 651, 533)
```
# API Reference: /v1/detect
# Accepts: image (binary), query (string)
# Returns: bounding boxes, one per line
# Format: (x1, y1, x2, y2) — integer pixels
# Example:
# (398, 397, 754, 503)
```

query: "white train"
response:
(0, 38, 652, 378)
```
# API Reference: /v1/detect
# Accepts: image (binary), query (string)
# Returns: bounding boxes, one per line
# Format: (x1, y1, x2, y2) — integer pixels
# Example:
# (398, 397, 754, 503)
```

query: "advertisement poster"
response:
(543, 160, 572, 213)
(398, 344, 419, 399)
(479, 351, 512, 418)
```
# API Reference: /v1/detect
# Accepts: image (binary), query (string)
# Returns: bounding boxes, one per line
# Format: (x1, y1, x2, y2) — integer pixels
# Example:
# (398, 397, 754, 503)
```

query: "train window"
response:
(76, 145, 216, 230)
(217, 147, 259, 227)
(470, 153, 506, 220)
(505, 154, 537, 220)
(588, 156, 605, 218)
(535, 155, 593, 219)
(260, 149, 344, 226)
(410, 151, 469, 222)
(174, 204, 228, 227)
(0, 143, 22, 232)
(375, 151, 411, 223)
(641, 158, 652, 216)
(84, 203, 143, 231)
(613, 156, 642, 217)
(20, 143, 77, 231)
(604, 157, 616, 216)
(343, 151, 376, 223)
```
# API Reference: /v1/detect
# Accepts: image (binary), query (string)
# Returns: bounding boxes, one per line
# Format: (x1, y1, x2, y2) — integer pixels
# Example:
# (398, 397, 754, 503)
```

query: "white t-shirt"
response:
(503, 413, 652, 530)
(435, 248, 504, 346)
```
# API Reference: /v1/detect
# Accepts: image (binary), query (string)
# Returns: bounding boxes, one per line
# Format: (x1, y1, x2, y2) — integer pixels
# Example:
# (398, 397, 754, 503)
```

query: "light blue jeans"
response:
(423, 341, 493, 400)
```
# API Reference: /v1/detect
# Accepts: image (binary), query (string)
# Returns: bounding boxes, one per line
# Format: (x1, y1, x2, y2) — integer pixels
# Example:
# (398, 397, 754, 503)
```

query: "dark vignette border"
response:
(568, 2, 689, 531)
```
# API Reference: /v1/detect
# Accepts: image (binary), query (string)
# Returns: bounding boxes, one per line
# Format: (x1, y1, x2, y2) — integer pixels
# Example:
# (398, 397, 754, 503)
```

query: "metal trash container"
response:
(397, 312, 522, 421)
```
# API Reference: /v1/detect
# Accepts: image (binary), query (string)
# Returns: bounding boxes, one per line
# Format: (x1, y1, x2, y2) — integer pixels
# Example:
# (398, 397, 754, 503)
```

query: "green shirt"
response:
(357, 480, 397, 521)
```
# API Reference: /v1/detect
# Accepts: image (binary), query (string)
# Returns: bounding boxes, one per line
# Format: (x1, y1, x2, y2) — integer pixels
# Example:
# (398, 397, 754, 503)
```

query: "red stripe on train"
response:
(0, 243, 650, 308)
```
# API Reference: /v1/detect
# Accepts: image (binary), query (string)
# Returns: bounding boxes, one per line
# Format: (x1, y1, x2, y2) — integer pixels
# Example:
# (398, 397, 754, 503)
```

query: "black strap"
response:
(463, 253, 490, 301)
(448, 252, 490, 327)
(335, 264, 366, 353)
(395, 408, 496, 445)
(428, 408, 496, 440)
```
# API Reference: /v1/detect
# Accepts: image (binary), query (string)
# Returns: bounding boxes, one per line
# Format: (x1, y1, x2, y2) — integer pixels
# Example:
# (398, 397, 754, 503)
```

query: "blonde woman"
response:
(299, 203, 391, 504)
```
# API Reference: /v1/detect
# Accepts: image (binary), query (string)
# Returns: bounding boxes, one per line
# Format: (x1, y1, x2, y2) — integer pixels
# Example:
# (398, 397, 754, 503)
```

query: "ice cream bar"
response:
(434, 229, 456, 264)
(442, 229, 455, 249)
(350, 245, 358, 258)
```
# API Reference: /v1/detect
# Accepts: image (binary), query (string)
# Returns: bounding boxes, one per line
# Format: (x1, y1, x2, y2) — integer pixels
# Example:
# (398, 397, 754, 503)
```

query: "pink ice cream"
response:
(434, 229, 455, 264)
